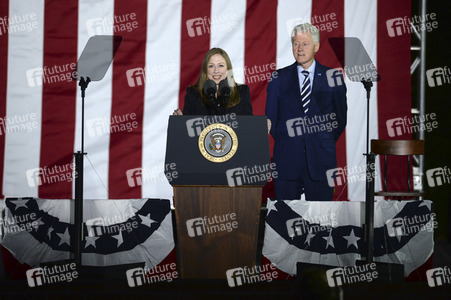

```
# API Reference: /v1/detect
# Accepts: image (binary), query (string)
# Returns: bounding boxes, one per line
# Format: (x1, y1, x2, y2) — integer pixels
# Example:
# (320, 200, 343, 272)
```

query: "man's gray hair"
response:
(291, 23, 320, 44)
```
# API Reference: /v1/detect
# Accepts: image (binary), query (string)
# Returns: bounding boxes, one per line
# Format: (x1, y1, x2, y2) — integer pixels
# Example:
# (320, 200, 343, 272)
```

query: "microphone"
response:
(203, 79, 217, 102)
(218, 79, 231, 106)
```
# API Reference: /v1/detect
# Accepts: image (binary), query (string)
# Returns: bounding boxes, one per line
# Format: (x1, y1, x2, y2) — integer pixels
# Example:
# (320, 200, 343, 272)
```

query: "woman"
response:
(173, 48, 253, 115)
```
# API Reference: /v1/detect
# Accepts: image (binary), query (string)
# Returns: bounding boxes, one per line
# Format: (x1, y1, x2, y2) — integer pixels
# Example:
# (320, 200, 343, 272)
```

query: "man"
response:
(265, 23, 347, 201)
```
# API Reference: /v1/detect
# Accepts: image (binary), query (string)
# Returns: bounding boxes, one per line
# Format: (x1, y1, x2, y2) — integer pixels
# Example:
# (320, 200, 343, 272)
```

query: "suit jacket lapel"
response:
(312, 62, 324, 94)
(290, 62, 301, 97)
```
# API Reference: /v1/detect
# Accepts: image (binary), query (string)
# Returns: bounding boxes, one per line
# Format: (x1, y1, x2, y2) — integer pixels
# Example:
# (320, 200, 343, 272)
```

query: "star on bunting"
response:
(304, 230, 315, 246)
(112, 232, 124, 247)
(343, 229, 360, 249)
(57, 227, 70, 246)
(323, 232, 335, 249)
(138, 213, 157, 227)
(11, 198, 30, 209)
(418, 200, 432, 212)
(84, 235, 99, 249)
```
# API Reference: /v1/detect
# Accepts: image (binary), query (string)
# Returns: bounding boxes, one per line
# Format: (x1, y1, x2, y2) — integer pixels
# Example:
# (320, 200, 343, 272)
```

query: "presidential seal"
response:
(198, 123, 238, 163)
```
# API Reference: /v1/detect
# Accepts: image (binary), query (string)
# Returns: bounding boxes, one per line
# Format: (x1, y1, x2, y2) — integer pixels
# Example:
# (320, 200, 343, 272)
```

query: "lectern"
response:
(165, 115, 271, 279)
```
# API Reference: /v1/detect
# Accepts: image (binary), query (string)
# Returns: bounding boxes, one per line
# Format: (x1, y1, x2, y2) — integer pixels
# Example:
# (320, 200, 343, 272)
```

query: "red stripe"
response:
(1, 246, 31, 279)
(377, 0, 412, 192)
(178, 0, 212, 109)
(0, 1, 8, 198)
(405, 254, 433, 282)
(109, 1, 148, 198)
(244, 0, 277, 200)
(311, 0, 348, 200)
(244, 0, 277, 116)
(261, 255, 295, 281)
(39, 1, 78, 198)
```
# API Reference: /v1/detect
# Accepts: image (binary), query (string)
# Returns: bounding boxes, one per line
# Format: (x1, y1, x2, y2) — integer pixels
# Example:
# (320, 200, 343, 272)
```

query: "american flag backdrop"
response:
(0, 1, 412, 203)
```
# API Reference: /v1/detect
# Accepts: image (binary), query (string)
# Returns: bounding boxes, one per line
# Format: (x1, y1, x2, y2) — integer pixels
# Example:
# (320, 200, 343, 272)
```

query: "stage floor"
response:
(0, 208, 449, 299)
(0, 274, 449, 299)
(0, 241, 449, 299)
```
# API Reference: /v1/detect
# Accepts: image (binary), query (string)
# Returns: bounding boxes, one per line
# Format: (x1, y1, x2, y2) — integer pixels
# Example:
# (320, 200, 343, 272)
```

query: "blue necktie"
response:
(301, 70, 311, 114)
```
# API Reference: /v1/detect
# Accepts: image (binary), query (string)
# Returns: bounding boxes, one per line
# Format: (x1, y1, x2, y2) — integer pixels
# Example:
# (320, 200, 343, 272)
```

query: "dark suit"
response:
(183, 85, 253, 115)
(265, 60, 347, 200)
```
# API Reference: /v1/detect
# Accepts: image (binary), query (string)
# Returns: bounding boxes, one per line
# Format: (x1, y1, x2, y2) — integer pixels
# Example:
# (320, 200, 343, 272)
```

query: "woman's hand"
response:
(267, 119, 271, 134)
(173, 108, 183, 115)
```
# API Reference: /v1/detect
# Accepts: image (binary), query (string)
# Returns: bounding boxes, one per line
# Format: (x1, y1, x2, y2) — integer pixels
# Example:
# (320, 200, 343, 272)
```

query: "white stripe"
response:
(141, 0, 183, 200)
(276, 0, 312, 68)
(74, 0, 115, 199)
(3, 1, 45, 197)
(345, 0, 381, 201)
(210, 0, 246, 84)
(301, 82, 311, 94)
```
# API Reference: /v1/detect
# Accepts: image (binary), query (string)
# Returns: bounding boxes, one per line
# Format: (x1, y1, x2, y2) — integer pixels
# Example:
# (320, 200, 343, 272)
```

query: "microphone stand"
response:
(207, 94, 221, 114)
(73, 76, 90, 265)
(217, 94, 229, 115)
(362, 77, 376, 263)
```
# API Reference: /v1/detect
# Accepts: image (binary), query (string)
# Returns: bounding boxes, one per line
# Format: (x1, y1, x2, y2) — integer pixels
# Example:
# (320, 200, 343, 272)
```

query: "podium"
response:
(165, 115, 271, 279)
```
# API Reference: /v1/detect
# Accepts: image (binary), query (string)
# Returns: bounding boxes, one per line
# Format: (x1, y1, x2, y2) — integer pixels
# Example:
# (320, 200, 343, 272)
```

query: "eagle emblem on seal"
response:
(209, 133, 226, 152)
